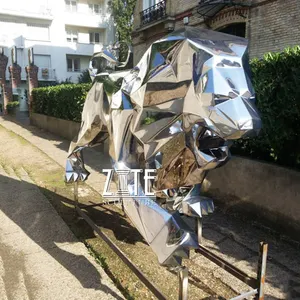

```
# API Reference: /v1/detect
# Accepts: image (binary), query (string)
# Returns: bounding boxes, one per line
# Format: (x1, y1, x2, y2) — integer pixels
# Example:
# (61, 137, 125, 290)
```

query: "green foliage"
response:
(38, 81, 59, 87)
(59, 77, 74, 85)
(6, 101, 19, 114)
(38, 77, 74, 88)
(78, 69, 92, 84)
(232, 46, 300, 169)
(108, 0, 136, 59)
(32, 84, 91, 122)
(142, 117, 156, 125)
(95, 75, 122, 95)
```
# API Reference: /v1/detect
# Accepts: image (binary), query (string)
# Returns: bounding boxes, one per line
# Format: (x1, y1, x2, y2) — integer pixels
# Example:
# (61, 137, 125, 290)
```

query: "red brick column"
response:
(2, 83, 12, 114)
(8, 64, 22, 89)
(0, 54, 8, 86)
(0, 54, 9, 114)
(25, 65, 39, 111)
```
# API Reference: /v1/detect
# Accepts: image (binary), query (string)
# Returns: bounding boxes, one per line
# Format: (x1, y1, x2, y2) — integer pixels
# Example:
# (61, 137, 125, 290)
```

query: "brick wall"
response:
(249, 0, 300, 58)
(132, 0, 300, 63)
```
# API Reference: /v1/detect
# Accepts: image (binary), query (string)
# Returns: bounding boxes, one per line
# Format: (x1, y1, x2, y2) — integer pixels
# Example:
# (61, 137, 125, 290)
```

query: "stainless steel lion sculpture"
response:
(65, 27, 261, 267)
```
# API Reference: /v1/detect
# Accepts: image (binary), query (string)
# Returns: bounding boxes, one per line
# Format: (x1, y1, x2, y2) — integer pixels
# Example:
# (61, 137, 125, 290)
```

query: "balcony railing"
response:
(140, 0, 167, 27)
(37, 68, 56, 81)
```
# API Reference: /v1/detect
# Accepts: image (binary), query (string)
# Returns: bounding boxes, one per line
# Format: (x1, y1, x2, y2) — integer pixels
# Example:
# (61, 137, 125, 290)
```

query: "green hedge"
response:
(32, 83, 91, 122)
(232, 46, 300, 169)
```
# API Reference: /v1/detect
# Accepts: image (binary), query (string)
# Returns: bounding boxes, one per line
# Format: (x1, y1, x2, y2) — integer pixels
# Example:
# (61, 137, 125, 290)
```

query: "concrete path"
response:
(0, 137, 123, 299)
(1, 117, 300, 299)
(0, 117, 111, 195)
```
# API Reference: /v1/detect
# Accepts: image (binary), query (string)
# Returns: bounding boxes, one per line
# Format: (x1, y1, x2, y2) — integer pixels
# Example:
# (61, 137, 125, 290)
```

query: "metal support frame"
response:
(73, 183, 167, 300)
(195, 219, 268, 300)
(73, 183, 268, 300)
(74, 181, 78, 205)
(256, 242, 268, 300)
(195, 217, 203, 244)
(178, 267, 189, 300)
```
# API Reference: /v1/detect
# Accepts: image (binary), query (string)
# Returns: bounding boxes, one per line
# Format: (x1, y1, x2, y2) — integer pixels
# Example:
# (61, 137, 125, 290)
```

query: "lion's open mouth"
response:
(197, 129, 229, 161)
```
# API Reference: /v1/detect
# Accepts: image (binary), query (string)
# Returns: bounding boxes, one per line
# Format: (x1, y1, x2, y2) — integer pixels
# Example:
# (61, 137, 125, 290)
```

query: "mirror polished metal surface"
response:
(65, 27, 261, 267)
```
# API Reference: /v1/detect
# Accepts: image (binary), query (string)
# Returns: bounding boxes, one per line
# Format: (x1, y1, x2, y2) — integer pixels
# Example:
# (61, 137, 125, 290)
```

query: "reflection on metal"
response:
(197, 0, 252, 20)
(88, 41, 132, 80)
(66, 27, 261, 268)
(140, 0, 167, 26)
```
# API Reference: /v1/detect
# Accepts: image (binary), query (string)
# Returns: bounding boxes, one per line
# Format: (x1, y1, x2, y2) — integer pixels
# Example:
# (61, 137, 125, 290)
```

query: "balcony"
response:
(64, 12, 110, 28)
(140, 0, 167, 27)
(65, 42, 103, 56)
(0, 1, 53, 20)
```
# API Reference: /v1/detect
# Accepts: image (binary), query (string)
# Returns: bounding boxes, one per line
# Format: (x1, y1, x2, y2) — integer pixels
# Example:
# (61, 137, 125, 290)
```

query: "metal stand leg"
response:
(74, 181, 79, 207)
(121, 198, 125, 216)
(195, 217, 203, 244)
(256, 242, 268, 300)
(178, 267, 188, 300)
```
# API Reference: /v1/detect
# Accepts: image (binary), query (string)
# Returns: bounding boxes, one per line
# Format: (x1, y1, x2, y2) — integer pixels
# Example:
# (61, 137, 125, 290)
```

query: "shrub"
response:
(232, 46, 300, 169)
(6, 101, 19, 114)
(78, 69, 92, 84)
(32, 83, 91, 122)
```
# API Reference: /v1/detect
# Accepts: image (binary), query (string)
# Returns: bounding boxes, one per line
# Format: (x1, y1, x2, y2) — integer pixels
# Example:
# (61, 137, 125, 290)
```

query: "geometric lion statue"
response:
(65, 27, 261, 267)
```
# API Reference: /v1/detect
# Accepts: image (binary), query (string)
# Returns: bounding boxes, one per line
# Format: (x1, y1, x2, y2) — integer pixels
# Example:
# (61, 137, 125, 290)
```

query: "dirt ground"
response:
(0, 123, 299, 299)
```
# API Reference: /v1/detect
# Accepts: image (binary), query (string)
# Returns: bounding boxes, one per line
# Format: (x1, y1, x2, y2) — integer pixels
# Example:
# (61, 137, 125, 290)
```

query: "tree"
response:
(108, 0, 137, 60)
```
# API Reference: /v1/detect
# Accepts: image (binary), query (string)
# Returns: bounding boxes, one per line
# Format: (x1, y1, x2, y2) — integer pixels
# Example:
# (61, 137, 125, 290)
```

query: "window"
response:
(34, 55, 51, 68)
(67, 56, 80, 72)
(217, 23, 246, 38)
(65, 0, 77, 12)
(26, 24, 50, 41)
(143, 0, 160, 10)
(88, 3, 102, 14)
(66, 30, 78, 42)
(89, 32, 102, 44)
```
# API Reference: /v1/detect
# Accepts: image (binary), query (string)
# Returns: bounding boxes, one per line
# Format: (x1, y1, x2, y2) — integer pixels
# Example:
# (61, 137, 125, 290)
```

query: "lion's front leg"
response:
(162, 183, 214, 244)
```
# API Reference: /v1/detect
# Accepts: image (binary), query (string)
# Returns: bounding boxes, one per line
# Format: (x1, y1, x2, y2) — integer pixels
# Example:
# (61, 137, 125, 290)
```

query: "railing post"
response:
(74, 181, 78, 207)
(178, 266, 188, 300)
(256, 242, 268, 300)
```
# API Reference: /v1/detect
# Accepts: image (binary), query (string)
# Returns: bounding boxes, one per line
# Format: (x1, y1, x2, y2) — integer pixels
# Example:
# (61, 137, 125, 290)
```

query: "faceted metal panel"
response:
(65, 27, 261, 267)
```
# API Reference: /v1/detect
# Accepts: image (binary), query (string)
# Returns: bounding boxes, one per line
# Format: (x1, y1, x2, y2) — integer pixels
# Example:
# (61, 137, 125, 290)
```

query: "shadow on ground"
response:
(0, 173, 123, 300)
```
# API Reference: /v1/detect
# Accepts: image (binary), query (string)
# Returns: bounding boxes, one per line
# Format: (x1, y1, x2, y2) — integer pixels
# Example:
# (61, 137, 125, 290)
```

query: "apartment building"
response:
(0, 0, 115, 111)
(132, 0, 300, 64)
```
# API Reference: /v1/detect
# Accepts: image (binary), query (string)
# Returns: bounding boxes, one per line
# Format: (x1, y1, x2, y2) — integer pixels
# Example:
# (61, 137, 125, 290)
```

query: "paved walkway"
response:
(0, 118, 123, 299)
(1, 117, 300, 299)
(0, 117, 111, 194)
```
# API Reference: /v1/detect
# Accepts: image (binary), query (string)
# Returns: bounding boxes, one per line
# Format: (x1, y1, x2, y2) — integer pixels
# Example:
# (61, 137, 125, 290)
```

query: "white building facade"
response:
(0, 0, 115, 110)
